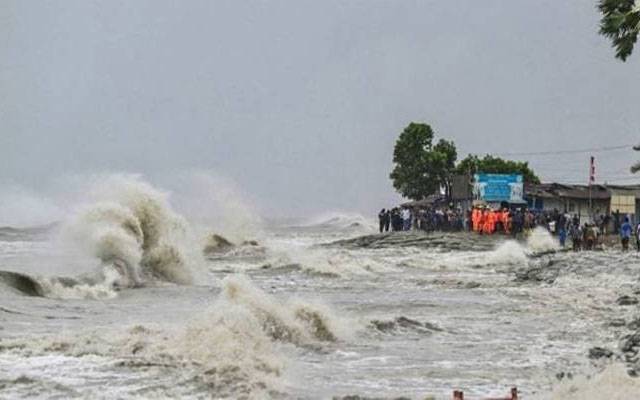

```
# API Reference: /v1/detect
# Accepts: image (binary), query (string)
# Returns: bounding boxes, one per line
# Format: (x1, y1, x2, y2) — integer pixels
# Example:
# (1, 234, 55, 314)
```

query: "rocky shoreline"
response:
(588, 292, 640, 377)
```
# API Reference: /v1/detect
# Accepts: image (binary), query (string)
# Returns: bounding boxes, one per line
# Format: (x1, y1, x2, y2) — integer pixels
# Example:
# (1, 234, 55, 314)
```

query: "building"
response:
(525, 183, 640, 221)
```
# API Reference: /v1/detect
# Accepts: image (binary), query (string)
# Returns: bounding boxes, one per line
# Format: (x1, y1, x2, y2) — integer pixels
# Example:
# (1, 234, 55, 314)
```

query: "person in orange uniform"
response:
(490, 210, 497, 234)
(472, 207, 480, 232)
(478, 208, 486, 234)
(482, 209, 492, 234)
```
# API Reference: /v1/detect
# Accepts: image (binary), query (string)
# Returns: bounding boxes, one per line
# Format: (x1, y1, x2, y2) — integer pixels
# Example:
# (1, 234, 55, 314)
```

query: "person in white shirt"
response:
(402, 208, 411, 231)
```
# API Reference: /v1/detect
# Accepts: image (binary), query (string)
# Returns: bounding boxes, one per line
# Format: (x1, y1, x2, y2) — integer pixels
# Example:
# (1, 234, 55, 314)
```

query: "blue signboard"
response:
(473, 174, 523, 202)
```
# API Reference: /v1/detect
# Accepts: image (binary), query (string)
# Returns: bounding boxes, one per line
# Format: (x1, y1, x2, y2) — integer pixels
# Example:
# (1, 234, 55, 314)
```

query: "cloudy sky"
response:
(2, 0, 640, 220)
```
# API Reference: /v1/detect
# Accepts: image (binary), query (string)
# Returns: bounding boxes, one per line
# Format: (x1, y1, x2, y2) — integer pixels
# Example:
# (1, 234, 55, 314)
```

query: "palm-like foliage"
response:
(599, 0, 640, 61)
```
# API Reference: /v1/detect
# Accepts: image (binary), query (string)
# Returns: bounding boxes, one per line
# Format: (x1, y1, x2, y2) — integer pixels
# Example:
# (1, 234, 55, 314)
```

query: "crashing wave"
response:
(220, 275, 346, 344)
(61, 175, 194, 290)
(0, 275, 348, 398)
(526, 227, 560, 254)
(0, 267, 124, 300)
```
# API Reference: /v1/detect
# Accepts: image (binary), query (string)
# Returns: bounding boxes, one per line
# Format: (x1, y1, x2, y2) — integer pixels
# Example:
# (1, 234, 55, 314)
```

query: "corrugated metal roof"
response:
(525, 183, 640, 200)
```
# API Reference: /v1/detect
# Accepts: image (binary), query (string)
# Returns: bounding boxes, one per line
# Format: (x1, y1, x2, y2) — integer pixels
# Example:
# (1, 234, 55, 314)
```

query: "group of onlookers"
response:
(378, 207, 465, 232)
(378, 205, 640, 251)
(563, 213, 639, 251)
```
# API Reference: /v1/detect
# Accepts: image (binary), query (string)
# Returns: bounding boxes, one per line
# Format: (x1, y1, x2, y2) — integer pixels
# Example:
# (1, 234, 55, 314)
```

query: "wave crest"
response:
(62, 175, 193, 289)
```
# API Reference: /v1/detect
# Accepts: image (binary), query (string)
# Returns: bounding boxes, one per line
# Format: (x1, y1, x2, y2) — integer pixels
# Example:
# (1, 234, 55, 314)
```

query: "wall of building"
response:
(527, 196, 611, 217)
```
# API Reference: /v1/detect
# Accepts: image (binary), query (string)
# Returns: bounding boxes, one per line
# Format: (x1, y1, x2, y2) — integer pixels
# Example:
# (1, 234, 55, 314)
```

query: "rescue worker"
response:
(477, 207, 486, 234)
(483, 209, 494, 235)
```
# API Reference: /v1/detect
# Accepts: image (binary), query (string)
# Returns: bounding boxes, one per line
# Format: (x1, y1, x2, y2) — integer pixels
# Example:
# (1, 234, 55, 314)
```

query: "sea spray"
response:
(527, 227, 560, 253)
(489, 240, 528, 266)
(221, 274, 350, 343)
(488, 227, 559, 267)
(59, 175, 196, 291)
(166, 171, 265, 244)
(547, 364, 640, 400)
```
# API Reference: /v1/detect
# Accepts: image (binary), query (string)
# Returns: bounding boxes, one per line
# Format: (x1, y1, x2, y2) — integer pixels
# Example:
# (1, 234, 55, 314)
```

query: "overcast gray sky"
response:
(2, 0, 640, 220)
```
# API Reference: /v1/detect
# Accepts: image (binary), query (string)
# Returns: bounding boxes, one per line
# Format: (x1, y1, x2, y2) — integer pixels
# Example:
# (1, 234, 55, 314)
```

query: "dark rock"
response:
(396, 316, 423, 328)
(323, 231, 499, 252)
(628, 318, 640, 330)
(609, 318, 627, 328)
(620, 333, 640, 353)
(555, 371, 573, 380)
(609, 318, 627, 327)
(423, 322, 444, 332)
(617, 295, 639, 306)
(371, 320, 396, 332)
(203, 234, 235, 255)
(588, 346, 614, 359)
(515, 266, 558, 284)
(370, 317, 442, 334)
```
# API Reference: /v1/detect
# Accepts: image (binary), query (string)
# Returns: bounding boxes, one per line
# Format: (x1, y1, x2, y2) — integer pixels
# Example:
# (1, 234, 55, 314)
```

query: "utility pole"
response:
(589, 156, 595, 220)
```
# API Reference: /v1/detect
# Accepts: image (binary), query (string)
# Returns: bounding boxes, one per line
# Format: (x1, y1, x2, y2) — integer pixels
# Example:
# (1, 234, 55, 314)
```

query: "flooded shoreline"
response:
(1, 204, 640, 398)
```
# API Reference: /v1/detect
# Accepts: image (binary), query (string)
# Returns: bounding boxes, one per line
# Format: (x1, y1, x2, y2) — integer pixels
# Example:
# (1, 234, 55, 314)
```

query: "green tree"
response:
(455, 154, 541, 184)
(432, 139, 458, 199)
(598, 0, 640, 61)
(389, 123, 458, 200)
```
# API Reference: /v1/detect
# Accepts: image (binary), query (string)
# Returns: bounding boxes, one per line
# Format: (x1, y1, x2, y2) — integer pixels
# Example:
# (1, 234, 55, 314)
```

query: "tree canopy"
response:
(598, 0, 640, 61)
(389, 123, 458, 200)
(455, 154, 541, 184)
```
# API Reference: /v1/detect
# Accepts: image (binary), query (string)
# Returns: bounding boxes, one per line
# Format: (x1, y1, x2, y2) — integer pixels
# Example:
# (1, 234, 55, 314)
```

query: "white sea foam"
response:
(527, 227, 560, 253)
(54, 174, 198, 295)
(546, 364, 640, 400)
(0, 275, 349, 398)
(489, 240, 528, 266)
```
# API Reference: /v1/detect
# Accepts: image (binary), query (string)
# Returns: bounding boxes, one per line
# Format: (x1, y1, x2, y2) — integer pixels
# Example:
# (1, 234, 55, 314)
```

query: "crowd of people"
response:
(377, 207, 465, 232)
(378, 205, 640, 251)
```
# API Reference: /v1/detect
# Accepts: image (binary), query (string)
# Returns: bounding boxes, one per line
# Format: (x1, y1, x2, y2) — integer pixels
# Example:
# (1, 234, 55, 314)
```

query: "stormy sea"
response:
(1, 175, 640, 399)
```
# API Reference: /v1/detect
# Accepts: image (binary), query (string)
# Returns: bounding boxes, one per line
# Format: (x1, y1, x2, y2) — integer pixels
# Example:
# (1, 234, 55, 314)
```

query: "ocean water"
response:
(1, 177, 640, 399)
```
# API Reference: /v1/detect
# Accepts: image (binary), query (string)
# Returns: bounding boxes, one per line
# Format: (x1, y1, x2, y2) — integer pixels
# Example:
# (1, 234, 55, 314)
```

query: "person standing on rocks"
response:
(401, 208, 411, 231)
(584, 223, 596, 250)
(384, 209, 390, 232)
(635, 221, 640, 251)
(569, 223, 582, 251)
(378, 209, 386, 233)
(620, 216, 632, 251)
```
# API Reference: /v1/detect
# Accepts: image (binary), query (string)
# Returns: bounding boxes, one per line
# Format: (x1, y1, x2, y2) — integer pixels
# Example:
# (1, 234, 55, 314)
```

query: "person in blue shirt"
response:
(620, 216, 633, 251)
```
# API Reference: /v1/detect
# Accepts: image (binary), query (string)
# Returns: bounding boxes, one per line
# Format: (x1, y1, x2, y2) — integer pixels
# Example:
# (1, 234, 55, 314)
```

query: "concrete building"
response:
(525, 183, 640, 221)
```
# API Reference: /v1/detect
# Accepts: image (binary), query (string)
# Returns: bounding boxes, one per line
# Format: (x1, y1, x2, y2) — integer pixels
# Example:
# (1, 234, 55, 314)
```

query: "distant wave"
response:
(0, 222, 59, 242)
(299, 212, 376, 231)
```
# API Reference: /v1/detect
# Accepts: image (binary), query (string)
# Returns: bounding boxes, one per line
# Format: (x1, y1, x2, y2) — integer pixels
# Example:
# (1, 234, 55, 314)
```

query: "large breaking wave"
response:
(0, 175, 203, 299)
(62, 175, 193, 288)
(0, 275, 349, 398)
